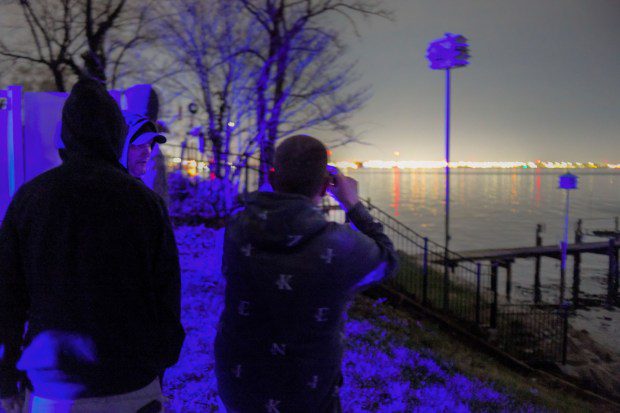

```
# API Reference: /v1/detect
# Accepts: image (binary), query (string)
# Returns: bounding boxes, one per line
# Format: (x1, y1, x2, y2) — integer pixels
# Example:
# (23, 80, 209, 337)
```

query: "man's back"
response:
(215, 191, 397, 412)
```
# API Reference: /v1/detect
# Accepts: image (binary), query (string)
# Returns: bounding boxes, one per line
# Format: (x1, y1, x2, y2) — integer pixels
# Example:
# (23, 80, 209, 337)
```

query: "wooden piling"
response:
(607, 238, 617, 309)
(615, 247, 619, 302)
(505, 262, 512, 302)
(475, 263, 481, 325)
(491, 262, 499, 329)
(534, 224, 543, 304)
(572, 219, 582, 307)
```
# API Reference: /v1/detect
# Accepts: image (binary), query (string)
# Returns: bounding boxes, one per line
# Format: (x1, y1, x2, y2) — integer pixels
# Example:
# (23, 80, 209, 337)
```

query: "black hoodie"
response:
(215, 191, 398, 412)
(0, 78, 184, 399)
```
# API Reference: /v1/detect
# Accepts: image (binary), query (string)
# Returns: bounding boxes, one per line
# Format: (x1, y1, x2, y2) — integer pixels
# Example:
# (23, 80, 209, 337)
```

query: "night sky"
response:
(329, 0, 620, 162)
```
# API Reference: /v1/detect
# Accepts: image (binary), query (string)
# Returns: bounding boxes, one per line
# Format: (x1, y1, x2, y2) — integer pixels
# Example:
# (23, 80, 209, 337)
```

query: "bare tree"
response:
(104, 0, 160, 88)
(151, 0, 260, 176)
(149, 0, 263, 216)
(0, 0, 82, 91)
(237, 0, 391, 183)
(152, 0, 390, 186)
(0, 0, 151, 91)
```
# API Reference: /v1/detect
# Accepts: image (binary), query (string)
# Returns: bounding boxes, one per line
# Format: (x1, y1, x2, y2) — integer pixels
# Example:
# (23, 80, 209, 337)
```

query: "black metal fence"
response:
(323, 197, 569, 364)
(495, 304, 569, 364)
(162, 142, 261, 193)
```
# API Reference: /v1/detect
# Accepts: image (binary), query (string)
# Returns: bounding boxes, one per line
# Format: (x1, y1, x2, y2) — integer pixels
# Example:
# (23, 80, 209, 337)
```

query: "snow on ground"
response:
(164, 225, 542, 412)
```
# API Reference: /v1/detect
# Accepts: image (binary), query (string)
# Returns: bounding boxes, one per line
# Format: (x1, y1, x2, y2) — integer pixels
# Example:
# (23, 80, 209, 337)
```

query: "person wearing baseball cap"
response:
(120, 112, 167, 178)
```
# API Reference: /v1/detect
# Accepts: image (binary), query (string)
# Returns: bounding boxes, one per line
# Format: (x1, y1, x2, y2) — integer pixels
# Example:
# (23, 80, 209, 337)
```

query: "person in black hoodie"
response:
(215, 135, 398, 413)
(0, 77, 184, 412)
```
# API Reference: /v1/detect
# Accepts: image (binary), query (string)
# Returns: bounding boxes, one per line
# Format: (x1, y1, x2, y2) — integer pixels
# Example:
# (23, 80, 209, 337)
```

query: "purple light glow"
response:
(558, 172, 578, 190)
(162, 222, 542, 411)
(426, 33, 470, 70)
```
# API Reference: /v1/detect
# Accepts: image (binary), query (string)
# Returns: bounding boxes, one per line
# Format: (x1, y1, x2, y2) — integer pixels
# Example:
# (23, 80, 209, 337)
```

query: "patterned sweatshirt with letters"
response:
(215, 191, 398, 412)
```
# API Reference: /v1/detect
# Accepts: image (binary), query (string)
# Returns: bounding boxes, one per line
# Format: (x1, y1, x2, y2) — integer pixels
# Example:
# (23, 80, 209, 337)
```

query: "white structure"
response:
(0, 84, 157, 220)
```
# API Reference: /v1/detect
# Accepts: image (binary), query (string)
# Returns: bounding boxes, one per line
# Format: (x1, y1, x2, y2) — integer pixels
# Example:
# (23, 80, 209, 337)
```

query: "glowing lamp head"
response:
(558, 172, 578, 190)
(426, 33, 470, 70)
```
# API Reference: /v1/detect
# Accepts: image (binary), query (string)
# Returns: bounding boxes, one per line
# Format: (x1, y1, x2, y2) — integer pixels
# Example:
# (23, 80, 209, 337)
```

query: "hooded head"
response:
(119, 112, 167, 177)
(61, 77, 127, 164)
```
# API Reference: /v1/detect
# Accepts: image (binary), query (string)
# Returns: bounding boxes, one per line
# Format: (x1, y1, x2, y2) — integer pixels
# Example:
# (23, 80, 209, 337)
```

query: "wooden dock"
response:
(441, 221, 619, 308)
(445, 241, 613, 264)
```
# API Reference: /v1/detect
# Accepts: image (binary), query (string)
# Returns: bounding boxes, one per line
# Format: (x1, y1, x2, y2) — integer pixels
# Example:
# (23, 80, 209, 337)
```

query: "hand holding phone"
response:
(327, 167, 359, 211)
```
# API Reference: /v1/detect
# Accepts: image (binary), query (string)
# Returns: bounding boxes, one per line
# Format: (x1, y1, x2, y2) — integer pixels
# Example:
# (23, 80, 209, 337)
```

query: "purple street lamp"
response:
(426, 33, 470, 310)
(559, 172, 578, 304)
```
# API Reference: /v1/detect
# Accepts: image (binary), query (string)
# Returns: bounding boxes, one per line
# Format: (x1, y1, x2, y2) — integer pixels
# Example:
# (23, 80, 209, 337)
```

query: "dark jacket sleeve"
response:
(343, 202, 399, 291)
(0, 202, 29, 398)
(152, 199, 185, 369)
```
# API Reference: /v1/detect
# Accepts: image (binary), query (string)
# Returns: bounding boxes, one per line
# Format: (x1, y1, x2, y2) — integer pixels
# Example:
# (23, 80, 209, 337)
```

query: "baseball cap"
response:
(123, 111, 166, 146)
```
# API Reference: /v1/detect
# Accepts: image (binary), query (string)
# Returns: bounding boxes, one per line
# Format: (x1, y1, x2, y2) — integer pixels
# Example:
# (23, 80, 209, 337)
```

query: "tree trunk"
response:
(52, 66, 66, 92)
(259, 138, 275, 187)
(208, 130, 224, 178)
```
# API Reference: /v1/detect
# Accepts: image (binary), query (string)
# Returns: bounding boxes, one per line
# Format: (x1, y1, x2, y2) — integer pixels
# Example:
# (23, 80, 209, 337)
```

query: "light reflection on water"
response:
(348, 168, 620, 302)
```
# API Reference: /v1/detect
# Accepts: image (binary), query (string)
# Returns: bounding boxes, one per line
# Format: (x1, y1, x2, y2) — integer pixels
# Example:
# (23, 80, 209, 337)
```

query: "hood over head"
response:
(236, 191, 328, 250)
(61, 77, 127, 164)
(119, 111, 166, 169)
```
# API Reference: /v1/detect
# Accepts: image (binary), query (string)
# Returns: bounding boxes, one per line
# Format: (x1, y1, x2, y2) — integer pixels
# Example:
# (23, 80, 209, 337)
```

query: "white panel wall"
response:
(23, 92, 67, 182)
(0, 85, 150, 221)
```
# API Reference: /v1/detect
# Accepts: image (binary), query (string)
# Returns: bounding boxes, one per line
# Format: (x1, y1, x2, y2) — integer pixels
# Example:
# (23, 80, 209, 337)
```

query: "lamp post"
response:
(426, 33, 470, 310)
(559, 172, 578, 304)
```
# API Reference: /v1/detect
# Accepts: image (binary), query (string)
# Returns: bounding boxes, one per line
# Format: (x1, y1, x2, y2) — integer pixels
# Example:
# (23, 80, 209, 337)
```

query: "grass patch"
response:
(349, 294, 614, 412)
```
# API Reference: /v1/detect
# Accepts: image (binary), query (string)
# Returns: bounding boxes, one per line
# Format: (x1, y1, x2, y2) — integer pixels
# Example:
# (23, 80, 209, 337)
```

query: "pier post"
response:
(475, 263, 481, 325)
(505, 262, 512, 302)
(534, 224, 543, 304)
(606, 238, 617, 309)
(613, 248, 620, 304)
(423, 237, 429, 305)
(561, 301, 570, 365)
(572, 219, 582, 308)
(491, 262, 498, 329)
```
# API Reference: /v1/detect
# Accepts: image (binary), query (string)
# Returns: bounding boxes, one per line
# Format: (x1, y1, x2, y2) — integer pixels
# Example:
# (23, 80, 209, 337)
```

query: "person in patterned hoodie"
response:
(215, 135, 398, 412)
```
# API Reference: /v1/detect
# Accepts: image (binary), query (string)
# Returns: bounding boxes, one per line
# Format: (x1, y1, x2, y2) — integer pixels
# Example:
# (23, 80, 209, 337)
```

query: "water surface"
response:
(347, 168, 620, 303)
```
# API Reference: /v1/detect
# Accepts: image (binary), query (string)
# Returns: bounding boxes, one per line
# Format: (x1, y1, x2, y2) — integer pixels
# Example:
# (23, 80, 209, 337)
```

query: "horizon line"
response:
(329, 160, 620, 169)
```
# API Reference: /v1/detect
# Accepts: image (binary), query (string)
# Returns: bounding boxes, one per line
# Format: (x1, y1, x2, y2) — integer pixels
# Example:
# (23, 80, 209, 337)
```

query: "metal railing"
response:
(324, 197, 568, 364)
(495, 303, 569, 364)
(162, 142, 261, 193)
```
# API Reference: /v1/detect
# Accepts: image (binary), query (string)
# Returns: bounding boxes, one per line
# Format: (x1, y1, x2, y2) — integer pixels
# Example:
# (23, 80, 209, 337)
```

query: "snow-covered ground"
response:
(163, 225, 542, 412)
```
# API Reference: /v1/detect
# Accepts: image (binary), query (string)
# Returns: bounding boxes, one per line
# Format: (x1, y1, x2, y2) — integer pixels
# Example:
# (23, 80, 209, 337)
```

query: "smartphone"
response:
(326, 165, 339, 186)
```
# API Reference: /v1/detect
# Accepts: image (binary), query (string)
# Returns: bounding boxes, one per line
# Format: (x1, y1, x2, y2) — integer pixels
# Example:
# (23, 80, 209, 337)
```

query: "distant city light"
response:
(227, 121, 235, 127)
(331, 161, 358, 169)
(325, 160, 615, 169)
